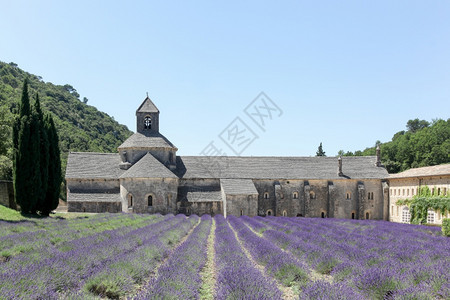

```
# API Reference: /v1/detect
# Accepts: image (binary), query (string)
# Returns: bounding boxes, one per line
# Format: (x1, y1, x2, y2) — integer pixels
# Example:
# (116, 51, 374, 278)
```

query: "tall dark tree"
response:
(13, 79, 41, 214)
(34, 94, 49, 214)
(316, 142, 326, 156)
(42, 114, 61, 215)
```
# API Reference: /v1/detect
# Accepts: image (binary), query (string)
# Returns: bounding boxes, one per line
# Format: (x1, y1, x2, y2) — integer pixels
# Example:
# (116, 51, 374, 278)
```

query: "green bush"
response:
(442, 218, 450, 237)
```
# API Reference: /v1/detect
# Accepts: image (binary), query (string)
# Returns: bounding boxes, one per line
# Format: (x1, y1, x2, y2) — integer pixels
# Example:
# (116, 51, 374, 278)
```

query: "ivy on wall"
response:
(396, 186, 450, 225)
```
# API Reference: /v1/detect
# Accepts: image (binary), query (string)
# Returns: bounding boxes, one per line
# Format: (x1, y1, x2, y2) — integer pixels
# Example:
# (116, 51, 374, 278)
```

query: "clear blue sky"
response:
(1, 1, 449, 157)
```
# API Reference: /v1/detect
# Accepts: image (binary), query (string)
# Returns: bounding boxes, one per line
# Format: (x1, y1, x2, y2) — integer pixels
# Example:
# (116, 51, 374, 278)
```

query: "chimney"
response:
(376, 145, 381, 167)
(338, 156, 343, 176)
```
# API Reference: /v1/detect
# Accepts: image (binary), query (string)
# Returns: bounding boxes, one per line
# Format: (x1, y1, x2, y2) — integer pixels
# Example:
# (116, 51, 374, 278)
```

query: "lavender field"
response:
(0, 213, 448, 300)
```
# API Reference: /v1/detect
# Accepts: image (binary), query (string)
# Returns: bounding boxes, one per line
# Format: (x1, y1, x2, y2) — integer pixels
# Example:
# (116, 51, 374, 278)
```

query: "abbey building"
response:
(65, 96, 390, 219)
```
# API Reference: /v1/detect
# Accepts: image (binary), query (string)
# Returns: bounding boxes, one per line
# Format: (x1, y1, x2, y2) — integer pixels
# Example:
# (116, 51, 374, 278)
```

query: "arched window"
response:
(266, 210, 273, 216)
(402, 207, 410, 223)
(144, 116, 152, 129)
(321, 212, 325, 218)
(240, 209, 244, 216)
(309, 191, 315, 199)
(127, 194, 133, 208)
(167, 194, 171, 206)
(293, 192, 299, 199)
(438, 188, 441, 195)
(282, 210, 287, 217)
(346, 192, 351, 199)
(148, 195, 153, 207)
(264, 192, 269, 199)
(365, 212, 370, 220)
(247, 195, 252, 201)
(351, 212, 355, 219)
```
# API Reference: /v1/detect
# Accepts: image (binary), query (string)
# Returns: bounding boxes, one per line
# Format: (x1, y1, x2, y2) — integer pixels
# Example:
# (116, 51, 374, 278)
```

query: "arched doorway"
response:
(127, 193, 133, 208)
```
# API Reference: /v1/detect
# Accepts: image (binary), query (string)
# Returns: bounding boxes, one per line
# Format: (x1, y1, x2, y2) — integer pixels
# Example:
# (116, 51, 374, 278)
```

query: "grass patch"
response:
(0, 205, 25, 221)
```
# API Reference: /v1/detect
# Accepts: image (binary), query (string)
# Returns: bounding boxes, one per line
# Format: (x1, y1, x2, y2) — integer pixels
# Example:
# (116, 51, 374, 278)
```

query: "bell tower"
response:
(136, 94, 159, 135)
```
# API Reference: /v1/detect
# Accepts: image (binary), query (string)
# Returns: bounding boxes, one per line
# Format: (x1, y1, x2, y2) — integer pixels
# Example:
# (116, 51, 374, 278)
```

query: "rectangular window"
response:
(427, 210, 435, 224)
(407, 189, 409, 196)
(396, 206, 399, 216)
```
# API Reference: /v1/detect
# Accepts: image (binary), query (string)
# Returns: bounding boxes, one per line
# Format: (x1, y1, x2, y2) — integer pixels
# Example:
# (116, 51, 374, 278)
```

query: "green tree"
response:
(43, 114, 61, 215)
(13, 79, 41, 214)
(316, 142, 326, 156)
(406, 118, 430, 133)
(0, 105, 13, 179)
(34, 94, 49, 214)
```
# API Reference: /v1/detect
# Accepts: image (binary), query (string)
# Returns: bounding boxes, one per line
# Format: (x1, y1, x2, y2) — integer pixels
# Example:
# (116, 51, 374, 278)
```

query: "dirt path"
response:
(199, 218, 217, 300)
(228, 220, 296, 300)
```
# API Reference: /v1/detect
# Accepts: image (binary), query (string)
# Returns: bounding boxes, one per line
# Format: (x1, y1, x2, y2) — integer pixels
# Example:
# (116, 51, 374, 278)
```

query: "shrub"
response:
(442, 218, 450, 236)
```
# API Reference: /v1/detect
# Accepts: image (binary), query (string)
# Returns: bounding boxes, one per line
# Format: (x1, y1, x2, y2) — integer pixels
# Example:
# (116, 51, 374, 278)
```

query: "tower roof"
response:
(136, 96, 159, 113)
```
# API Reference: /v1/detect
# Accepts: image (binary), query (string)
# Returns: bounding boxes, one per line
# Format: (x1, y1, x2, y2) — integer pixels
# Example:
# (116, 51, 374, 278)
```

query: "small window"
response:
(365, 212, 370, 220)
(321, 212, 325, 218)
(293, 192, 299, 199)
(444, 188, 447, 196)
(394, 189, 396, 196)
(402, 207, 410, 223)
(144, 116, 152, 129)
(346, 192, 351, 200)
(127, 194, 133, 208)
(438, 188, 441, 195)
(167, 194, 171, 206)
(391, 205, 393, 215)
(264, 192, 269, 199)
(240, 209, 244, 216)
(396, 206, 399, 216)
(186, 208, 191, 215)
(248, 195, 253, 201)
(266, 210, 273, 216)
(351, 212, 355, 219)
(309, 191, 315, 199)
(282, 210, 287, 217)
(402, 189, 405, 196)
(148, 195, 153, 207)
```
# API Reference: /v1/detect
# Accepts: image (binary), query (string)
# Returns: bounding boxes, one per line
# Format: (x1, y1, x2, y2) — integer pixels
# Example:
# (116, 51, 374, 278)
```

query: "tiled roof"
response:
(120, 153, 178, 179)
(186, 191, 223, 202)
(136, 96, 159, 113)
(65, 152, 125, 179)
(389, 164, 450, 179)
(67, 193, 122, 202)
(118, 132, 177, 149)
(221, 179, 258, 195)
(176, 156, 388, 180)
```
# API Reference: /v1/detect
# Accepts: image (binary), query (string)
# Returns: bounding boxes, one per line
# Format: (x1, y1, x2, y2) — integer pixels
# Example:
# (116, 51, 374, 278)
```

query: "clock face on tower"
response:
(144, 116, 152, 129)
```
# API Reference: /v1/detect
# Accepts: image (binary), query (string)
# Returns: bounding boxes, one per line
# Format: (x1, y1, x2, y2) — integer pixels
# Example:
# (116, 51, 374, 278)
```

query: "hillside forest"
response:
(0, 61, 133, 184)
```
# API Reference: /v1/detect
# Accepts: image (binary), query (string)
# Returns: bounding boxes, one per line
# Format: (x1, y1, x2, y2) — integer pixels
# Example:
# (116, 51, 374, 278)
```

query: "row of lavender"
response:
(0, 213, 199, 299)
(245, 216, 450, 299)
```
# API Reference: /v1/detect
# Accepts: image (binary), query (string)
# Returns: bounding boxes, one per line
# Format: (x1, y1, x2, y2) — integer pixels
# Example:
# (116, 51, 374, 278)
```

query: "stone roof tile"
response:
(65, 152, 125, 179)
(176, 156, 388, 180)
(67, 193, 122, 202)
(389, 164, 450, 179)
(136, 96, 159, 113)
(118, 132, 177, 149)
(221, 179, 258, 195)
(120, 153, 178, 179)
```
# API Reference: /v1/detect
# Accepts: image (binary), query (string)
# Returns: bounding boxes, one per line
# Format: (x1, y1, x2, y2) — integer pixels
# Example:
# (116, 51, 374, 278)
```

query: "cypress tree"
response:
(13, 79, 41, 214)
(43, 114, 61, 215)
(316, 142, 326, 157)
(34, 94, 49, 215)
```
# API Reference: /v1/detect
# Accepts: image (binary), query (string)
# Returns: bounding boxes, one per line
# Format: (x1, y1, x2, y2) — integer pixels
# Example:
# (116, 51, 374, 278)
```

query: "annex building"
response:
(389, 164, 450, 225)
(65, 96, 390, 219)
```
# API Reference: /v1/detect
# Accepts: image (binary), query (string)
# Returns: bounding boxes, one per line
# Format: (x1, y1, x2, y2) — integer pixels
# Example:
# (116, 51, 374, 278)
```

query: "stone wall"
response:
(225, 194, 258, 217)
(68, 201, 122, 213)
(67, 179, 120, 193)
(120, 177, 179, 214)
(0, 181, 14, 209)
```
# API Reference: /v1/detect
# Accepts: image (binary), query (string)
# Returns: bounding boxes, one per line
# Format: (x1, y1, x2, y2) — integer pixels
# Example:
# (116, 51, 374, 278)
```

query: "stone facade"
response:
(65, 96, 391, 220)
(388, 164, 450, 225)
